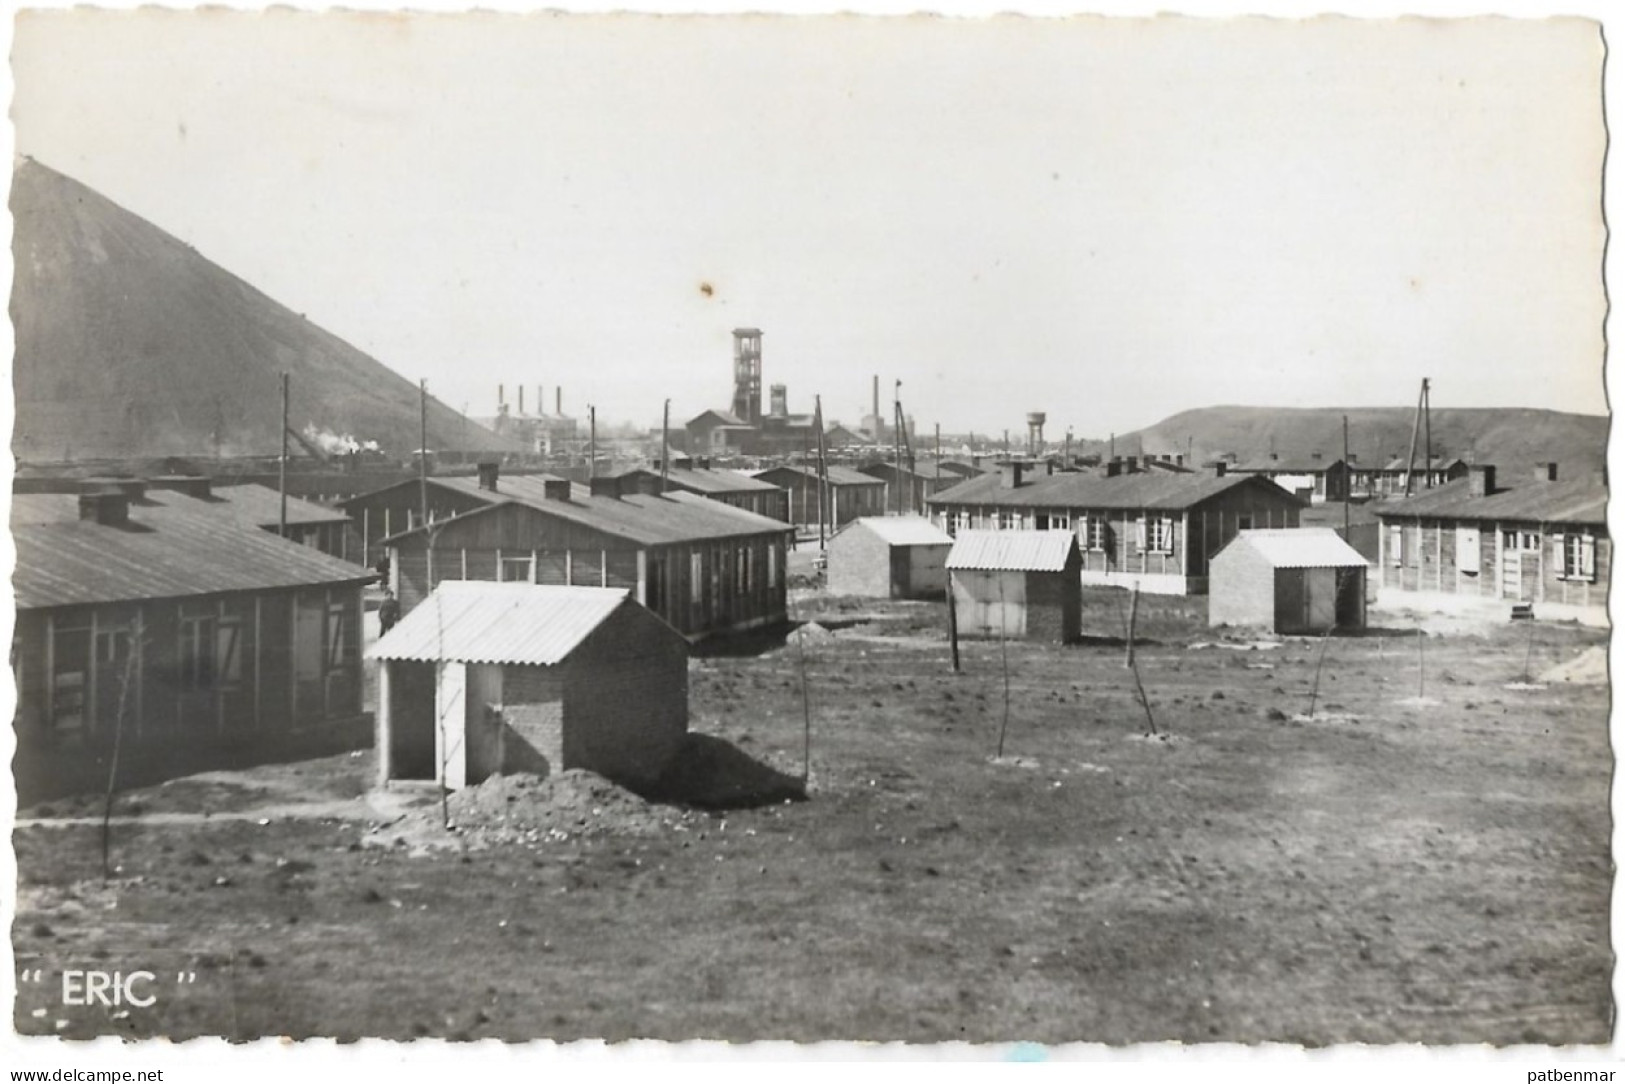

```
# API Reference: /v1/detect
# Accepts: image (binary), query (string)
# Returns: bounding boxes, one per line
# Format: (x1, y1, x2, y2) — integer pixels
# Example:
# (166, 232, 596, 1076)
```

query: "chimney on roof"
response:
(1468, 464, 1497, 497)
(1125, 455, 1139, 472)
(1213, 462, 1228, 478)
(1538, 462, 1559, 482)
(695, 456, 711, 470)
(477, 461, 500, 492)
(1175, 454, 1184, 467)
(999, 460, 1025, 489)
(1347, 453, 1357, 464)
(1105, 458, 1123, 479)
(1311, 451, 1322, 461)
(556, 388, 562, 415)
(78, 490, 130, 527)
(589, 476, 623, 499)
(1269, 452, 1279, 461)
(543, 479, 573, 501)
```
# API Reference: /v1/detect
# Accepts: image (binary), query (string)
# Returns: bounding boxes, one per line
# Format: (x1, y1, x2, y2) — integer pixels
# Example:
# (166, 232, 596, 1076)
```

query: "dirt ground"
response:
(11, 589, 1612, 1045)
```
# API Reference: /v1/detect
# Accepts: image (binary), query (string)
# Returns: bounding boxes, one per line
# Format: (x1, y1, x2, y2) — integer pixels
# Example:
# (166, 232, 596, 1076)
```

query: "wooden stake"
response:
(1124, 584, 1140, 669)
(101, 637, 140, 882)
(996, 575, 1011, 758)
(947, 575, 961, 674)
(279, 372, 290, 538)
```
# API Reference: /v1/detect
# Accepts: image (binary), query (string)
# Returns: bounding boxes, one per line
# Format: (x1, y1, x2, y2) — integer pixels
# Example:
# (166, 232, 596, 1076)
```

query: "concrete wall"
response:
(563, 602, 689, 787)
(1208, 542, 1277, 628)
(826, 522, 893, 597)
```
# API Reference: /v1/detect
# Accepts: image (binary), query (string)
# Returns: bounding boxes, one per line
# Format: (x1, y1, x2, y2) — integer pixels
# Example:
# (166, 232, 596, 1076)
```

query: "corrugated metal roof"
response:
(850, 516, 954, 547)
(209, 483, 350, 526)
(11, 492, 373, 611)
(927, 468, 1304, 512)
(946, 530, 1078, 572)
(619, 467, 780, 495)
(382, 478, 793, 547)
(752, 464, 886, 487)
(1375, 476, 1607, 526)
(1225, 528, 1368, 569)
(1232, 457, 1341, 474)
(368, 582, 633, 665)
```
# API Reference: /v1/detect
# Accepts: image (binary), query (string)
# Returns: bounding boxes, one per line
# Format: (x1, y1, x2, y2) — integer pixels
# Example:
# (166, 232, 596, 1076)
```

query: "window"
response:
(1079, 515, 1108, 552)
(1503, 530, 1540, 552)
(217, 619, 243, 685)
(952, 512, 972, 537)
(325, 604, 352, 673)
(499, 556, 535, 583)
(1562, 533, 1597, 582)
(1139, 516, 1174, 554)
(179, 608, 218, 690)
(1046, 511, 1071, 532)
(1388, 525, 1404, 566)
(998, 511, 1022, 531)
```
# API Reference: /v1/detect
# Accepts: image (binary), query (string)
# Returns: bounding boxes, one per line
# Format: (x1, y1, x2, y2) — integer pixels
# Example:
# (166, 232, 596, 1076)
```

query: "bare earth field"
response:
(11, 591, 1612, 1045)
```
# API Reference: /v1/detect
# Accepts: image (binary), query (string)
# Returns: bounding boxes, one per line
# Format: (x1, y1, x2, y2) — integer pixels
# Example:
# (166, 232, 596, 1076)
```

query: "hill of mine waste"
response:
(10, 157, 523, 463)
(1077, 404, 1607, 479)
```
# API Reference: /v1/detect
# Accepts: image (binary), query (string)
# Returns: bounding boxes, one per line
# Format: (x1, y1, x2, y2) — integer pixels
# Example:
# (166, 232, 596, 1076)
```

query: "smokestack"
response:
(499, 384, 505, 409)
(518, 386, 525, 415)
(1468, 465, 1496, 497)
(872, 375, 879, 427)
(538, 385, 544, 416)
(556, 388, 562, 416)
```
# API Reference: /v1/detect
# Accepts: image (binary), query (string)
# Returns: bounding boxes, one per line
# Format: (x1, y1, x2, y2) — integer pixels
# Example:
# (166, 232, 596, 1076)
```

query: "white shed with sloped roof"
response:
(1208, 529, 1368, 633)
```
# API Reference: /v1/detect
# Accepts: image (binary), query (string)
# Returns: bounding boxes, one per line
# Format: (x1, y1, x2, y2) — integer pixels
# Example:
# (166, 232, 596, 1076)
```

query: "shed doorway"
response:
(386, 660, 437, 781)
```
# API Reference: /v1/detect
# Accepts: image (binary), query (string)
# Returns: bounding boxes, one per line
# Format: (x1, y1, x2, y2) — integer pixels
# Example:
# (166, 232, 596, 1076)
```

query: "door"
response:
(890, 548, 911, 598)
(1499, 551, 1523, 599)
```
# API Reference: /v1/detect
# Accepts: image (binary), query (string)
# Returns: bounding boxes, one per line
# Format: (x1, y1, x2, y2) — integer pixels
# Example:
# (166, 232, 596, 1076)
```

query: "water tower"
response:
(1026, 411, 1047, 456)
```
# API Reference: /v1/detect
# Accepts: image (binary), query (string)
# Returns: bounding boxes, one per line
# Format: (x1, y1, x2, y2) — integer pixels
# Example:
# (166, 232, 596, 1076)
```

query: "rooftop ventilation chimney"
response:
(476, 461, 500, 492)
(1538, 462, 1559, 482)
(543, 479, 573, 501)
(999, 460, 1025, 489)
(1213, 462, 1228, 478)
(1468, 464, 1497, 497)
(589, 476, 622, 499)
(78, 490, 130, 527)
(1105, 458, 1123, 479)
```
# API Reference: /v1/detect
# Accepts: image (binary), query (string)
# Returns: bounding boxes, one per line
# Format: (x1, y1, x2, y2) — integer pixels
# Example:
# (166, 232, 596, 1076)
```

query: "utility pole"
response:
(1422, 378, 1433, 489)
(279, 372, 289, 538)
(661, 399, 671, 494)
(418, 379, 428, 528)
(1403, 377, 1428, 496)
(897, 381, 910, 516)
(815, 395, 828, 548)
(1342, 414, 1351, 537)
(934, 422, 942, 496)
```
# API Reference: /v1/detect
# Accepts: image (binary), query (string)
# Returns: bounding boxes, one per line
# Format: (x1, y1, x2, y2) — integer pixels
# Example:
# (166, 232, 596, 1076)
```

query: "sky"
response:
(9, 9, 1609, 438)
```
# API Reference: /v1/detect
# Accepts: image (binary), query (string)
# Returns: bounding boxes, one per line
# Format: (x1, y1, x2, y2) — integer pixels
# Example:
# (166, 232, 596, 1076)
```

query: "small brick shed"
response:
(369, 582, 688, 791)
(946, 530, 1082, 643)
(826, 516, 953, 599)
(1208, 528, 1368, 634)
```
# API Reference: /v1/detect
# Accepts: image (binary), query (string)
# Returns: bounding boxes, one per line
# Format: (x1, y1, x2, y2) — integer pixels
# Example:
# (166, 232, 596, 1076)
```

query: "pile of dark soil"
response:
(436, 770, 681, 844)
